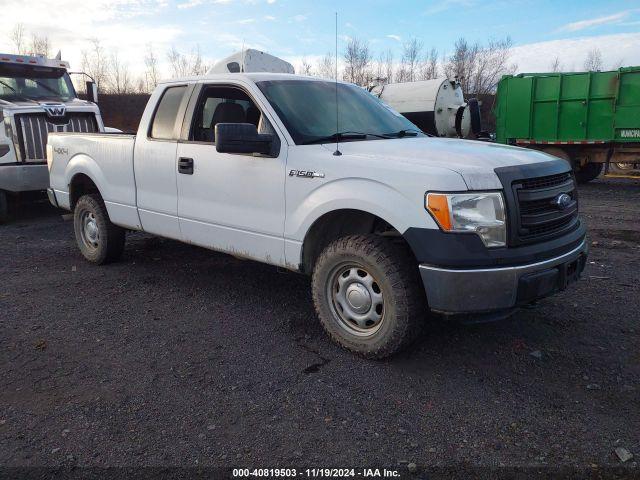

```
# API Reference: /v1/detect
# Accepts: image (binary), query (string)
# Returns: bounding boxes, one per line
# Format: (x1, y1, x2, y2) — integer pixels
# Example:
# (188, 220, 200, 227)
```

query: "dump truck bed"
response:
(494, 67, 640, 145)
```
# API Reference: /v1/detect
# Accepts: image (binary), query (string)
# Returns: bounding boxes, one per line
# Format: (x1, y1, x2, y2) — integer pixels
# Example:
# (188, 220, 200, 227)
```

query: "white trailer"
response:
(0, 53, 102, 222)
(208, 49, 295, 75)
(370, 78, 483, 139)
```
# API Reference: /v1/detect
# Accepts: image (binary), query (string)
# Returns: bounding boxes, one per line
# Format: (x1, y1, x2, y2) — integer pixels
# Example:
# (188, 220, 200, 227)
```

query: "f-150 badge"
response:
(289, 170, 325, 178)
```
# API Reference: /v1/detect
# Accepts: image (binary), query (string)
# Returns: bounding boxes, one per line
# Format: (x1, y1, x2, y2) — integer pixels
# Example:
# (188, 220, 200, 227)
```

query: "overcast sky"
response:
(0, 0, 638, 79)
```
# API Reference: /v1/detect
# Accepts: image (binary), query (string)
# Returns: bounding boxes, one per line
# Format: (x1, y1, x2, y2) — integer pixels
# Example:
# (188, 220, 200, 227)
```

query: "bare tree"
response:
(383, 49, 394, 84)
(471, 37, 516, 94)
(107, 51, 132, 94)
(135, 77, 147, 94)
(81, 39, 109, 90)
(444, 38, 479, 92)
(167, 45, 208, 78)
(10, 24, 26, 55)
(396, 39, 423, 82)
(28, 34, 50, 57)
(8, 24, 50, 57)
(190, 45, 207, 76)
(298, 57, 313, 76)
(315, 52, 335, 79)
(372, 49, 394, 84)
(550, 57, 562, 72)
(419, 47, 439, 80)
(445, 37, 515, 94)
(584, 48, 603, 71)
(343, 38, 372, 86)
(167, 46, 188, 77)
(144, 45, 160, 92)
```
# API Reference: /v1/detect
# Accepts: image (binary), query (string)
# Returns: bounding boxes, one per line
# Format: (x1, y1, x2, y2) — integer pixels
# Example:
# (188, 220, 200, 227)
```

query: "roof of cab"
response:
(158, 72, 345, 86)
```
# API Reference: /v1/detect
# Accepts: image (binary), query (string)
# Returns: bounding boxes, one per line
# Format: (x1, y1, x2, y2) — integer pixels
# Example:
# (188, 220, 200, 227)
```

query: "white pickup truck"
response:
(47, 73, 587, 358)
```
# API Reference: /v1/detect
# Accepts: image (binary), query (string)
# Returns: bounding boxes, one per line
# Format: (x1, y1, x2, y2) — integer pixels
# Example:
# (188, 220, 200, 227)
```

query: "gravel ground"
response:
(1, 177, 639, 478)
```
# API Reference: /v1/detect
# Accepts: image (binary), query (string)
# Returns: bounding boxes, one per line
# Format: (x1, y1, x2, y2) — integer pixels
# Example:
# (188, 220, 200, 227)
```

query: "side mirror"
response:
(215, 123, 274, 155)
(86, 81, 98, 104)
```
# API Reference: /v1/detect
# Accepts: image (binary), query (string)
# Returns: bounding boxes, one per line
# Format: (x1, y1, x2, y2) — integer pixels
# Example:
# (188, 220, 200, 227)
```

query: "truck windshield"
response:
(0, 64, 75, 102)
(256, 80, 423, 145)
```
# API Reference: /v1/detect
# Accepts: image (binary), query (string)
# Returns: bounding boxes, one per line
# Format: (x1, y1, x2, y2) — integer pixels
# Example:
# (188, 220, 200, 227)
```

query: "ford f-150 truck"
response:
(46, 73, 587, 358)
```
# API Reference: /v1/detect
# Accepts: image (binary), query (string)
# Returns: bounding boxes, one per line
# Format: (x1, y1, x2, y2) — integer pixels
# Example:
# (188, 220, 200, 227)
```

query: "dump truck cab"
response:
(0, 53, 104, 222)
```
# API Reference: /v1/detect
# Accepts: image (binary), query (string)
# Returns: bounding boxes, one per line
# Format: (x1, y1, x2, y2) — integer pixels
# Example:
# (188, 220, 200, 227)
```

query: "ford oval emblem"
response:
(553, 193, 572, 210)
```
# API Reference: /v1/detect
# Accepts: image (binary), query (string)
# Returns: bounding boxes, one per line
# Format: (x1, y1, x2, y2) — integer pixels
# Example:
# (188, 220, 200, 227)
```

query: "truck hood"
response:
(321, 136, 566, 190)
(0, 97, 95, 109)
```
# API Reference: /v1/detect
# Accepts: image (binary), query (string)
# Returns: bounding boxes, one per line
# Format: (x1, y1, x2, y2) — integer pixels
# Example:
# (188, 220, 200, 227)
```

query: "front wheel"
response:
(311, 235, 426, 359)
(73, 194, 125, 264)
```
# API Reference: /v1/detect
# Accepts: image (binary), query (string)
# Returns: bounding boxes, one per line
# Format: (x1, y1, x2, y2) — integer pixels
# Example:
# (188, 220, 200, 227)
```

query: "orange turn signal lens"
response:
(426, 193, 452, 230)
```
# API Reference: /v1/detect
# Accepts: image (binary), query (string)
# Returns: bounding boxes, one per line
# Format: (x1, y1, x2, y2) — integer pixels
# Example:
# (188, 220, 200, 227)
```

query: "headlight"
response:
(426, 192, 506, 247)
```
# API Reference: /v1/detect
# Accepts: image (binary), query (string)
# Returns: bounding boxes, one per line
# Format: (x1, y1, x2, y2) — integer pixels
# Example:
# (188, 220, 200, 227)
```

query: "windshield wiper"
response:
(0, 79, 18, 93)
(0, 80, 33, 102)
(301, 131, 394, 145)
(385, 128, 421, 138)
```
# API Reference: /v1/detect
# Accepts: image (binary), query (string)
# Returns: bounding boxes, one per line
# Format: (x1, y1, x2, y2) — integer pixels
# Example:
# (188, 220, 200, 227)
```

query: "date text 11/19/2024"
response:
(232, 468, 403, 477)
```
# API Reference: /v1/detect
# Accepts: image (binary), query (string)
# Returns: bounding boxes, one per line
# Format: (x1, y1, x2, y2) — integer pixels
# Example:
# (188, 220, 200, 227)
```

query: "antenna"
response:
(241, 40, 245, 72)
(333, 12, 341, 156)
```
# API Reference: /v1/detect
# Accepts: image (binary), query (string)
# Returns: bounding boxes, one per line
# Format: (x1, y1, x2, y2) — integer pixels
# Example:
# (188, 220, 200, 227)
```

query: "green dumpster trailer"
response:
(494, 67, 640, 182)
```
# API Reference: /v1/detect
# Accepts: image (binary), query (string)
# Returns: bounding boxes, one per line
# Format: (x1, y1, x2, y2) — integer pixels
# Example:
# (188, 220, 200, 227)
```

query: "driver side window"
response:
(190, 85, 274, 143)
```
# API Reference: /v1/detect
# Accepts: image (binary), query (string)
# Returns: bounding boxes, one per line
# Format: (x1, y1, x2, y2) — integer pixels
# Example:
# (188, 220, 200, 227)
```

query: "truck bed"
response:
(48, 132, 140, 229)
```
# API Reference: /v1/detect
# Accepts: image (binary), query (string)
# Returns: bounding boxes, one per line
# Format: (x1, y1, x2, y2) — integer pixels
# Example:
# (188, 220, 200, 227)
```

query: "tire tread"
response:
(312, 234, 425, 359)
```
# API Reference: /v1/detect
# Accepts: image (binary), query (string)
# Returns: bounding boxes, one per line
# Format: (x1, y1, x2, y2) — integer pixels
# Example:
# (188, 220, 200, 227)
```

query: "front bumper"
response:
(0, 164, 49, 192)
(419, 238, 588, 314)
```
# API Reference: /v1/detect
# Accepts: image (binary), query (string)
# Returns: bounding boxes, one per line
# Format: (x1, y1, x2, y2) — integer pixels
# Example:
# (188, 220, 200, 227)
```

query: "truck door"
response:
(134, 84, 191, 240)
(175, 83, 287, 266)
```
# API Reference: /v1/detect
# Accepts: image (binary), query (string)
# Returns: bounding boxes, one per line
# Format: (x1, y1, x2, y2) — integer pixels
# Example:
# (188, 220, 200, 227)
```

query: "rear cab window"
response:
(150, 85, 188, 140)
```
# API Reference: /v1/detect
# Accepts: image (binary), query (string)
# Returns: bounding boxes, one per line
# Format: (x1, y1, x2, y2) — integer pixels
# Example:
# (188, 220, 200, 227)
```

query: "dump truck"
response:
(494, 67, 640, 183)
(0, 52, 101, 223)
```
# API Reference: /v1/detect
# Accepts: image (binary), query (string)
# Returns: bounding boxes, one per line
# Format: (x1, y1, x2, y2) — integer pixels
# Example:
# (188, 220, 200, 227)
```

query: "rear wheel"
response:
(0, 190, 8, 224)
(73, 194, 125, 264)
(574, 162, 603, 184)
(311, 234, 425, 359)
(542, 147, 602, 184)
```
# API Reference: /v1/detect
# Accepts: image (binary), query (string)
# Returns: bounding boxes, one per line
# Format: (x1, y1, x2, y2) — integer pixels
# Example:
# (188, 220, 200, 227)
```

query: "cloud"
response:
(0, 0, 179, 77)
(237, 18, 256, 24)
(177, 0, 203, 8)
(510, 32, 640, 72)
(292, 14, 307, 22)
(386, 34, 402, 42)
(558, 11, 630, 32)
(424, 0, 476, 15)
(264, 15, 276, 20)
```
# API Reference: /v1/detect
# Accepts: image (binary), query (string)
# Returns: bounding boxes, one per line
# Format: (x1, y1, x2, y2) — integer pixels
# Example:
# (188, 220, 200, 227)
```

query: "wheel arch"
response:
(300, 208, 419, 274)
(288, 178, 436, 273)
(69, 172, 101, 210)
(64, 153, 110, 210)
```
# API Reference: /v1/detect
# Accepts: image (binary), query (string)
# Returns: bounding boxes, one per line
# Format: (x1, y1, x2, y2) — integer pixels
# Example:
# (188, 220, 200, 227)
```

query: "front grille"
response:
(512, 171, 578, 244)
(520, 172, 572, 190)
(15, 113, 97, 162)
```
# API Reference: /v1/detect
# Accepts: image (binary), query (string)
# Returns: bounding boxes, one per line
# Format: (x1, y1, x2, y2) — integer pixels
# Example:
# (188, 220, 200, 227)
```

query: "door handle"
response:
(178, 157, 194, 175)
